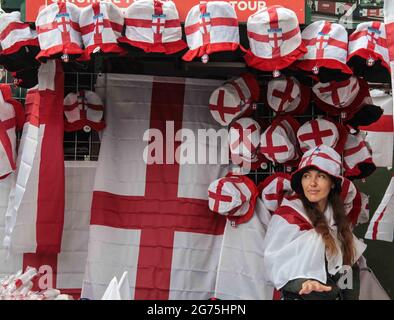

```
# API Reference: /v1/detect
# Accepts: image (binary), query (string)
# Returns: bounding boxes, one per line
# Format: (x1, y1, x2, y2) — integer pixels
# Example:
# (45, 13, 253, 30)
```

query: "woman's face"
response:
(301, 169, 334, 211)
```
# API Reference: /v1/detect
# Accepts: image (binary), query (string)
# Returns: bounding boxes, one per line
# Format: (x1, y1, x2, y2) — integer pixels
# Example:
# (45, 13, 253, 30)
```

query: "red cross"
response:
(152, 1, 165, 44)
(366, 22, 381, 52)
(199, 3, 211, 45)
(315, 21, 332, 60)
(92, 3, 104, 45)
(230, 122, 258, 154)
(272, 79, 295, 113)
(303, 148, 341, 168)
(264, 177, 285, 202)
(318, 80, 350, 106)
(57, 3, 71, 45)
(209, 178, 246, 212)
(90, 81, 226, 300)
(260, 124, 289, 161)
(268, 7, 282, 58)
(298, 120, 334, 147)
(209, 89, 241, 122)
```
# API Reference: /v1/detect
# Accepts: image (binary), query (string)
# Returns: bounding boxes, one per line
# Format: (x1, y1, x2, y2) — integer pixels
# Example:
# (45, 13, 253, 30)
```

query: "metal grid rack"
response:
(2, 66, 392, 185)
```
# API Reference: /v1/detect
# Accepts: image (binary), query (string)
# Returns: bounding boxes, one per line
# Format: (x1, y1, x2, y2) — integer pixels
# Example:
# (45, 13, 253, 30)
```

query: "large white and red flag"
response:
(0, 162, 96, 298)
(359, 89, 393, 168)
(365, 174, 394, 242)
(81, 74, 231, 300)
(4, 60, 65, 254)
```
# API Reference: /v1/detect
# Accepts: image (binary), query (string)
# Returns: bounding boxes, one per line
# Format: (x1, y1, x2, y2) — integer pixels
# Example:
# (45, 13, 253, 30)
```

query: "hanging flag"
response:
(81, 74, 230, 300)
(4, 60, 65, 254)
(365, 175, 394, 242)
(359, 90, 393, 168)
(0, 162, 97, 298)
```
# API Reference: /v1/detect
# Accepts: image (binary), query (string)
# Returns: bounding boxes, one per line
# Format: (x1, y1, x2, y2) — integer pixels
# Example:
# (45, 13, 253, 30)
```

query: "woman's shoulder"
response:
(274, 195, 313, 231)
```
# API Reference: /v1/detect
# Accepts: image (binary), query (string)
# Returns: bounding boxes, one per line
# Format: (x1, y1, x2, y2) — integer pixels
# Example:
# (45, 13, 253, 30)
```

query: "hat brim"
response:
(291, 165, 343, 195)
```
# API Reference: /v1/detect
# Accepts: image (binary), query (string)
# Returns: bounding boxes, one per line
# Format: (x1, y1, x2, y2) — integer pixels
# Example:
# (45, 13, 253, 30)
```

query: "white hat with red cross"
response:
(64, 90, 106, 132)
(297, 118, 348, 154)
(118, 0, 187, 54)
(79, 2, 125, 59)
(0, 11, 39, 58)
(312, 76, 370, 119)
(229, 117, 261, 159)
(209, 73, 260, 126)
(0, 84, 25, 179)
(264, 76, 310, 115)
(343, 132, 376, 180)
(348, 21, 390, 73)
(35, 2, 84, 62)
(208, 174, 258, 225)
(296, 20, 352, 78)
(183, 1, 241, 62)
(258, 173, 292, 213)
(243, 5, 306, 73)
(290, 145, 343, 195)
(259, 115, 301, 165)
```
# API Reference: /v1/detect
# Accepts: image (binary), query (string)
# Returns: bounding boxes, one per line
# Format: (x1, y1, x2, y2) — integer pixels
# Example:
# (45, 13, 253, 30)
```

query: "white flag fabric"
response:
(81, 74, 232, 300)
(4, 60, 65, 254)
(365, 175, 394, 242)
(213, 198, 274, 300)
(101, 277, 121, 300)
(360, 89, 393, 168)
(0, 161, 96, 298)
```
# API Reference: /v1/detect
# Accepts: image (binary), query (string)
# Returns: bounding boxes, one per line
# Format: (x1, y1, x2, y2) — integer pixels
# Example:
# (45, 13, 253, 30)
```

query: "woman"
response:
(262, 145, 367, 300)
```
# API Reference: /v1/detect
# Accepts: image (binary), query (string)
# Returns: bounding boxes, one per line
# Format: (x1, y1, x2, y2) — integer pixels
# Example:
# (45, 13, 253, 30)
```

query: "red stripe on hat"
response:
(229, 80, 246, 103)
(340, 178, 351, 202)
(184, 17, 238, 36)
(318, 80, 351, 106)
(247, 27, 299, 44)
(260, 124, 289, 161)
(209, 180, 233, 212)
(298, 120, 334, 147)
(268, 6, 281, 58)
(199, 2, 210, 45)
(209, 89, 241, 122)
(80, 19, 123, 35)
(372, 207, 386, 240)
(125, 18, 180, 29)
(231, 122, 258, 153)
(271, 78, 295, 113)
(153, 0, 164, 44)
(350, 29, 387, 48)
(344, 140, 365, 157)
(0, 21, 29, 41)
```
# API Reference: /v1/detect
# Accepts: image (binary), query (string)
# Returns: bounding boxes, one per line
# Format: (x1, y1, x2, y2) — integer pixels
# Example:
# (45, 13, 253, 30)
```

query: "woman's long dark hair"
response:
(300, 188, 356, 266)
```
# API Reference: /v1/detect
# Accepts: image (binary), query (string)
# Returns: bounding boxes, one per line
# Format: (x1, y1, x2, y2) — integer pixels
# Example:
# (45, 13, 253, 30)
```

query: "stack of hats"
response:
(0, 11, 40, 73)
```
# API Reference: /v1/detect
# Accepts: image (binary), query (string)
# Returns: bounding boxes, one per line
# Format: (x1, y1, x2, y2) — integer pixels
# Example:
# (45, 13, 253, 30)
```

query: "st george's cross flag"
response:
(4, 60, 65, 254)
(365, 174, 394, 242)
(81, 74, 232, 300)
(0, 162, 97, 299)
